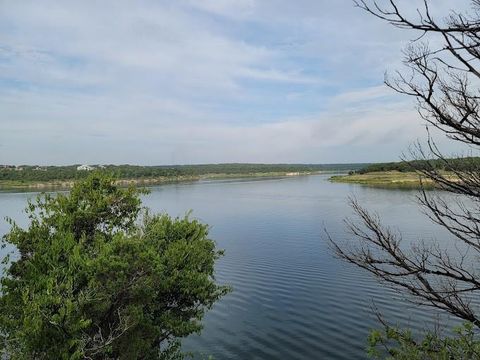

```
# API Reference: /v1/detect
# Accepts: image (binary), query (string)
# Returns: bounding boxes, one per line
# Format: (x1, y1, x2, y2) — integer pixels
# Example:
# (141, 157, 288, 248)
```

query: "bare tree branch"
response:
(332, 0, 480, 329)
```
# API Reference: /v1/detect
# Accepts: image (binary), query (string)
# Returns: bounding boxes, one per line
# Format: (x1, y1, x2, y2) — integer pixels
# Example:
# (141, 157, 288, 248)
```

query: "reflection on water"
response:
(0, 175, 460, 359)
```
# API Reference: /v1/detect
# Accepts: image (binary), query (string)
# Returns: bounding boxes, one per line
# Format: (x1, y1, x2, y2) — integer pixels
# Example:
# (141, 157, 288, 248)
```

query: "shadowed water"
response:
(0, 174, 461, 359)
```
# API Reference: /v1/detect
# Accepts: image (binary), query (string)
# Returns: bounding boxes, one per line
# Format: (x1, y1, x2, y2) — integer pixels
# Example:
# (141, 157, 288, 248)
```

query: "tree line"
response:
(356, 157, 480, 174)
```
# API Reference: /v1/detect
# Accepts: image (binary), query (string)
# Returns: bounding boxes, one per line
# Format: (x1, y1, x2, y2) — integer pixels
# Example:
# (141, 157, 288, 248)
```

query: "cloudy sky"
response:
(0, 0, 468, 165)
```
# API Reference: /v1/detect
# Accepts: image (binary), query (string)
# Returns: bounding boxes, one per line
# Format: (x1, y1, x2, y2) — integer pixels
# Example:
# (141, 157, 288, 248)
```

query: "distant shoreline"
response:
(0, 171, 324, 192)
(0, 163, 365, 192)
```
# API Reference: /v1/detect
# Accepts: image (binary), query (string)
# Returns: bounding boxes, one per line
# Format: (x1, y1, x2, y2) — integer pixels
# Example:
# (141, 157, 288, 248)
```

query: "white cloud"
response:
(0, 0, 473, 164)
(185, 0, 256, 19)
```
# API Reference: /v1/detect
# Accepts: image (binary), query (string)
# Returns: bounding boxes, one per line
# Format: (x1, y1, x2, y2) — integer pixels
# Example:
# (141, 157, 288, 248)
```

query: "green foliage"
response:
(356, 157, 480, 174)
(368, 323, 480, 359)
(0, 173, 229, 359)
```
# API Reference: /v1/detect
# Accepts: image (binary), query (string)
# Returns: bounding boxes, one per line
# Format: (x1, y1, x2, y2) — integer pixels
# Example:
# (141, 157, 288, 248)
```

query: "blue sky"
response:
(0, 0, 467, 165)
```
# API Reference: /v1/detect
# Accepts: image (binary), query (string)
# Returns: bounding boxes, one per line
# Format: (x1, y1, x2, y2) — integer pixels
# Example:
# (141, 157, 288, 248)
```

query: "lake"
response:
(0, 174, 459, 359)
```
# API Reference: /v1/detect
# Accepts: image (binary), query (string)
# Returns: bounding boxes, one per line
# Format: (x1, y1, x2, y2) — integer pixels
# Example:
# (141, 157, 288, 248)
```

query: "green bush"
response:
(0, 174, 229, 359)
(368, 323, 480, 359)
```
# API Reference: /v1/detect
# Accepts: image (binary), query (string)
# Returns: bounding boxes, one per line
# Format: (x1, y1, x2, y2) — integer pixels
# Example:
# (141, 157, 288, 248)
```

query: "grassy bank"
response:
(329, 171, 438, 188)
(0, 171, 316, 191)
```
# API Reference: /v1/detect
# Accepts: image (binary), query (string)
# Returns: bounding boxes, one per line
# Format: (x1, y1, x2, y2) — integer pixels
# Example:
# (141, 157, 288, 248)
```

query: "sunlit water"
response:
(0, 175, 462, 359)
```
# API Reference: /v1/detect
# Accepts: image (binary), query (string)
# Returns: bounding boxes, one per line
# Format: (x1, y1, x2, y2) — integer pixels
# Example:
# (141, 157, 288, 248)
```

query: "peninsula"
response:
(329, 158, 480, 188)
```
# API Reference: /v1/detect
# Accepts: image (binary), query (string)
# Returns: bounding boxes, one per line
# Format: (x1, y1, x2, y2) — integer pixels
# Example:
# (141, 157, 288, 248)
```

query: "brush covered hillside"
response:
(0, 163, 366, 190)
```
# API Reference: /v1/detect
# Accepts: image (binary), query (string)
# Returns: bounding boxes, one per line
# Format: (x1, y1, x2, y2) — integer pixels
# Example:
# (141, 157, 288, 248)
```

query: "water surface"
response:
(0, 175, 459, 359)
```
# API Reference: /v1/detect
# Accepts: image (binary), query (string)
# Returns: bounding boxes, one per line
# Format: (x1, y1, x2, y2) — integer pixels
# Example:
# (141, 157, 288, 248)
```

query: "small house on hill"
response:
(77, 164, 95, 171)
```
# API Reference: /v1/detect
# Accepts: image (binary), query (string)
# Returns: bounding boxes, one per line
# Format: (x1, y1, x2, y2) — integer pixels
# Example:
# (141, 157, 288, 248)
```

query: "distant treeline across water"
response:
(356, 157, 480, 174)
(0, 163, 367, 183)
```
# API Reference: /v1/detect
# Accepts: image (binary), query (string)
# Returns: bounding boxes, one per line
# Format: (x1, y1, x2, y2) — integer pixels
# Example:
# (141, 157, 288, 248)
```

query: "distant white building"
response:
(77, 164, 95, 171)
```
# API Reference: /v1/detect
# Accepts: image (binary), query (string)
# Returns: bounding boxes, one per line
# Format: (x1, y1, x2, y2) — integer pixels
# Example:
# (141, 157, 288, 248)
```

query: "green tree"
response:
(0, 173, 229, 359)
